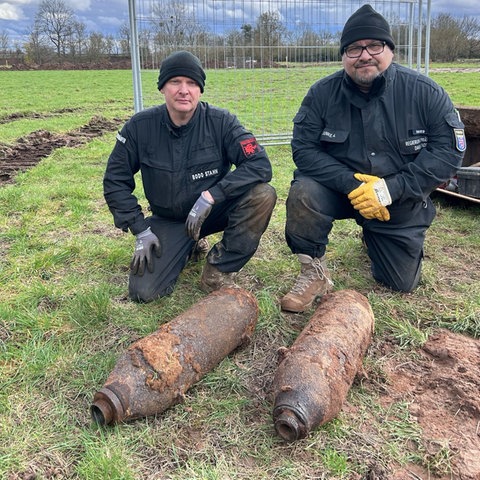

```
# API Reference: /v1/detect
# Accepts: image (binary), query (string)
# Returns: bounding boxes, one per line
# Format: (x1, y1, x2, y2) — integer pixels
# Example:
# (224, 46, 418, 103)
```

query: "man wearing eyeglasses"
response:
(281, 4, 466, 313)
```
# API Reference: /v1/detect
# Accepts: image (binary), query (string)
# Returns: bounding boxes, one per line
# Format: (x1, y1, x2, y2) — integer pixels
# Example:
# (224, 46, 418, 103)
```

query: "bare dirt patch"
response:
(0, 115, 121, 185)
(429, 67, 480, 73)
(0, 108, 82, 125)
(372, 329, 480, 479)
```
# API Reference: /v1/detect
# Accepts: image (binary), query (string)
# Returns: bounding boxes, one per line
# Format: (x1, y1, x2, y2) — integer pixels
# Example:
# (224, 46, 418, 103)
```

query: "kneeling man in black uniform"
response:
(104, 51, 276, 302)
(281, 5, 465, 313)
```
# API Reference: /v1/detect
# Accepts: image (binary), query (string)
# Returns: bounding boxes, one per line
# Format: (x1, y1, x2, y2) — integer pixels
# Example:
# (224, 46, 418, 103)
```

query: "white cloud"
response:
(4, 0, 35, 5)
(97, 14, 124, 27)
(65, 0, 91, 12)
(431, 0, 480, 17)
(0, 3, 24, 20)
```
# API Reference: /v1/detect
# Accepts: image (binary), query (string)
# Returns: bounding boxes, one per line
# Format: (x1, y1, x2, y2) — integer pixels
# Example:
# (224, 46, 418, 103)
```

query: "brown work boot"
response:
(191, 237, 210, 262)
(200, 262, 237, 292)
(280, 254, 333, 313)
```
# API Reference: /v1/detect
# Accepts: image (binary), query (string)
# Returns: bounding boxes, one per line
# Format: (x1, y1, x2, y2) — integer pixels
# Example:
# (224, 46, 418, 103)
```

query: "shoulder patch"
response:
(116, 132, 126, 144)
(454, 128, 466, 152)
(240, 137, 260, 157)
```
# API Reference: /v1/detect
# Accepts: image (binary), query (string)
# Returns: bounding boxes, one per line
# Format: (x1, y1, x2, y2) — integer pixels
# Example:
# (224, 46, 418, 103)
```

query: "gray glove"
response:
(130, 227, 161, 276)
(185, 192, 214, 241)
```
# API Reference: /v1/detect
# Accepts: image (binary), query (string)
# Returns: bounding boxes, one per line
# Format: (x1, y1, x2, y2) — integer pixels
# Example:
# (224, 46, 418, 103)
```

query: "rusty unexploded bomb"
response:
(90, 287, 258, 425)
(272, 289, 375, 442)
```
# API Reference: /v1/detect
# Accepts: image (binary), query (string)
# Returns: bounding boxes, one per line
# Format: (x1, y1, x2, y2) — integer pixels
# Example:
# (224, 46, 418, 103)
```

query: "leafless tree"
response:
(150, 0, 207, 58)
(429, 13, 480, 62)
(104, 34, 116, 56)
(23, 25, 54, 64)
(34, 0, 76, 58)
(69, 20, 87, 58)
(224, 29, 243, 67)
(118, 23, 131, 56)
(253, 11, 287, 65)
(86, 32, 107, 61)
(0, 30, 9, 54)
(460, 16, 480, 58)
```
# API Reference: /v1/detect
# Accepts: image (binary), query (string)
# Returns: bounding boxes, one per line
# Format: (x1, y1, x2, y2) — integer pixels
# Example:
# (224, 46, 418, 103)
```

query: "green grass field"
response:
(0, 65, 479, 479)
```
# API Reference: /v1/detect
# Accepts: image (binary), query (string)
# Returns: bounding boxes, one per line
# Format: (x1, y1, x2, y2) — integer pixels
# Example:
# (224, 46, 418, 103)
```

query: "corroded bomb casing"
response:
(273, 289, 374, 442)
(91, 287, 258, 425)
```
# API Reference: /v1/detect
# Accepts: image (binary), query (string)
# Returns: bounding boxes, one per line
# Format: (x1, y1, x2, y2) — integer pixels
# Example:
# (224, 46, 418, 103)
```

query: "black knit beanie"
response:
(340, 4, 395, 55)
(157, 51, 206, 93)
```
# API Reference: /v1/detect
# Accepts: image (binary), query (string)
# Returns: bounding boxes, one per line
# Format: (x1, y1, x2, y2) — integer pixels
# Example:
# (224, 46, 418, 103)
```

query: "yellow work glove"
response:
(348, 173, 392, 221)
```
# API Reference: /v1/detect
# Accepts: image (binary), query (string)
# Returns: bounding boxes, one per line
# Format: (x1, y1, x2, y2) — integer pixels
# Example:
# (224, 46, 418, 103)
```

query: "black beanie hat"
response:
(157, 51, 206, 93)
(340, 4, 395, 54)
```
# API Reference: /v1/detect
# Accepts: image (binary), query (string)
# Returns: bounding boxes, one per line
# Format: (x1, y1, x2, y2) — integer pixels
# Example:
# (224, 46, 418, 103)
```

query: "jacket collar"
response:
(342, 63, 395, 107)
(162, 102, 202, 136)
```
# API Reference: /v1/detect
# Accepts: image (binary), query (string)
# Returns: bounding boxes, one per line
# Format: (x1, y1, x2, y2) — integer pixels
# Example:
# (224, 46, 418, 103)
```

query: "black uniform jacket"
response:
(104, 101, 272, 234)
(291, 63, 465, 204)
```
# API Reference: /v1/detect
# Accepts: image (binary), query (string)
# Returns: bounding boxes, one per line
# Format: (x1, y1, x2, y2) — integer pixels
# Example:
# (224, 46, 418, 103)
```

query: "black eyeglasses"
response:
(344, 42, 386, 58)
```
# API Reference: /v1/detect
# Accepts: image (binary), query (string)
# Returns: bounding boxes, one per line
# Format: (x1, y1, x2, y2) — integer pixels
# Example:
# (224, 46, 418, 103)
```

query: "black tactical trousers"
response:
(129, 183, 276, 302)
(285, 175, 436, 292)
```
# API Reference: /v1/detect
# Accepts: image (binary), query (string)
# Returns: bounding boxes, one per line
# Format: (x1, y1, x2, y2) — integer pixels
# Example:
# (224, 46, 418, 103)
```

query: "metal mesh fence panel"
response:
(131, 0, 425, 144)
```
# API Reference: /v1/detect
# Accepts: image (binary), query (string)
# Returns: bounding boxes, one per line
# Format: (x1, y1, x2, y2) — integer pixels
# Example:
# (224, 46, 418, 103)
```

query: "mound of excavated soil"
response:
(375, 329, 480, 479)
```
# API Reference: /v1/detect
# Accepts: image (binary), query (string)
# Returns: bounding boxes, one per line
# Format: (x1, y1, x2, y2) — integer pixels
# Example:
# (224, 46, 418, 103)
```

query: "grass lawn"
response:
(0, 65, 479, 479)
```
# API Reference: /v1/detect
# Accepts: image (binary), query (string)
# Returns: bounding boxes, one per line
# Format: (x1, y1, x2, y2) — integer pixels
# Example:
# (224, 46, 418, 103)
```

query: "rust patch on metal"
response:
(130, 331, 183, 392)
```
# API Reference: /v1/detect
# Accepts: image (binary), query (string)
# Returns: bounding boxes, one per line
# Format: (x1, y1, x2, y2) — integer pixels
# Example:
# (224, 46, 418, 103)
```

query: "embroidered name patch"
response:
(240, 137, 260, 157)
(410, 129, 426, 135)
(404, 136, 428, 151)
(321, 130, 336, 139)
(191, 169, 219, 181)
(454, 128, 467, 152)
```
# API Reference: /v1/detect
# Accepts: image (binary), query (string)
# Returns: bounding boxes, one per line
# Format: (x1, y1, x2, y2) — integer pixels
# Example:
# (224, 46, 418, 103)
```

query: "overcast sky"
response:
(1, 0, 479, 47)
(1, 0, 129, 44)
